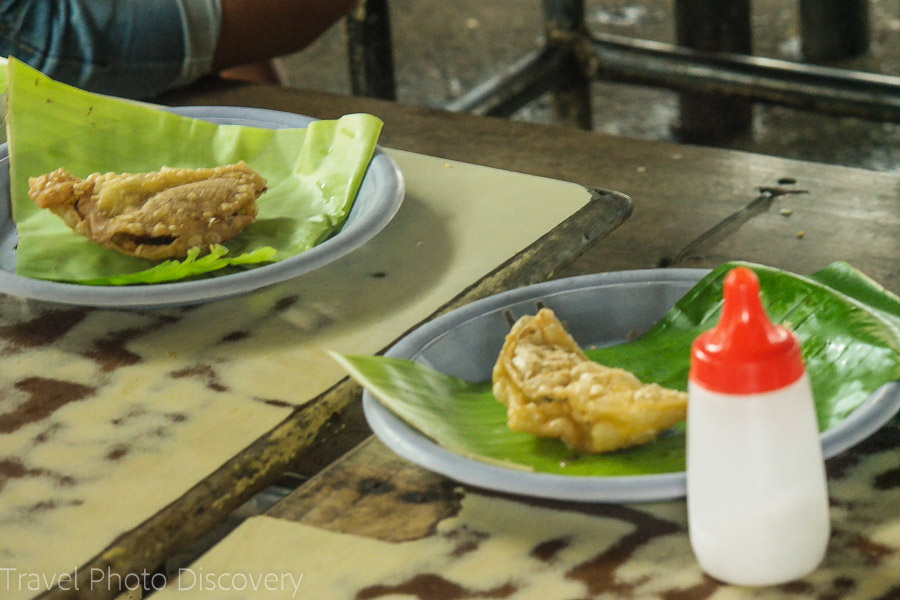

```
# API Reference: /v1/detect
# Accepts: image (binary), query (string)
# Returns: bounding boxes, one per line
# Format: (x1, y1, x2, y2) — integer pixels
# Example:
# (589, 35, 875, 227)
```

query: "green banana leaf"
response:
(4, 57, 383, 284)
(333, 262, 900, 476)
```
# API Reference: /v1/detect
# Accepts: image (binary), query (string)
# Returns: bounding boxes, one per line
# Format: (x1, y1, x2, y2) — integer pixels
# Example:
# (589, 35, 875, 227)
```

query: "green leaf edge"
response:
(80, 245, 277, 285)
(330, 261, 900, 477)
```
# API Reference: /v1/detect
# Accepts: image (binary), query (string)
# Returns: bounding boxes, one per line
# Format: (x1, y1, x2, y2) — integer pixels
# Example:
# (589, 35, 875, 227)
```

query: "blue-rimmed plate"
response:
(363, 269, 900, 502)
(0, 106, 404, 308)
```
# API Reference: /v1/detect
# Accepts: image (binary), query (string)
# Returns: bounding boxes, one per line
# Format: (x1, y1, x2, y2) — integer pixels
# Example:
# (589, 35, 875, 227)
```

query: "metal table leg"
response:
(800, 0, 870, 63)
(346, 0, 397, 100)
(542, 0, 592, 130)
(673, 0, 753, 142)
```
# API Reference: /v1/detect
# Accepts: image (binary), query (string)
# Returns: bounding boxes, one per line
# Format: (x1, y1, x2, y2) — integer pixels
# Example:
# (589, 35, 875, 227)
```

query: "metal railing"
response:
(344, 0, 895, 141)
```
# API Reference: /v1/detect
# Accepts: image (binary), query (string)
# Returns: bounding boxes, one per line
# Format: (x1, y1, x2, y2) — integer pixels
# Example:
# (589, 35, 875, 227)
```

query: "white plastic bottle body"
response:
(686, 373, 830, 586)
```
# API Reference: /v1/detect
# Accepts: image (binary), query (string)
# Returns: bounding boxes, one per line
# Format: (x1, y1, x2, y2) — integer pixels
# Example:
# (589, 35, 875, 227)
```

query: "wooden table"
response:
(5, 78, 898, 599)
(161, 80, 900, 599)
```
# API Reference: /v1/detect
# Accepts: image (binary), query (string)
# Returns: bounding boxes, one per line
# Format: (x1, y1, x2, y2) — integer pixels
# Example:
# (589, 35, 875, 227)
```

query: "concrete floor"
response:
(278, 0, 899, 173)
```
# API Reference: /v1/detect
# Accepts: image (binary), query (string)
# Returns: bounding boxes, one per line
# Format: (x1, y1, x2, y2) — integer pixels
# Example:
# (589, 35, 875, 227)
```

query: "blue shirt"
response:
(0, 0, 221, 99)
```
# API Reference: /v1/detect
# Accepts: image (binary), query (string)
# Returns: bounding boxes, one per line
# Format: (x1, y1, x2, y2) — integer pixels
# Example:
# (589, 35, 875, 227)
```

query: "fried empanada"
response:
(28, 162, 266, 260)
(492, 308, 687, 453)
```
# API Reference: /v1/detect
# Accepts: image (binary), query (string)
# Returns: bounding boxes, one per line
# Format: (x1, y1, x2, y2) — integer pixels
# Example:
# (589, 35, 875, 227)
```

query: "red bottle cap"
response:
(690, 267, 805, 394)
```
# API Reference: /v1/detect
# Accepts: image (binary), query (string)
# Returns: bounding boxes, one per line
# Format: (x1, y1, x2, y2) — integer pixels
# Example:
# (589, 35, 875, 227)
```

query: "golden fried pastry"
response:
(28, 162, 266, 260)
(492, 308, 687, 453)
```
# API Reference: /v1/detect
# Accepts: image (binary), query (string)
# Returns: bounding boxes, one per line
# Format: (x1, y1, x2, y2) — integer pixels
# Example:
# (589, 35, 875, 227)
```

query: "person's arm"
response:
(212, 0, 358, 71)
(0, 0, 356, 98)
(0, 0, 221, 98)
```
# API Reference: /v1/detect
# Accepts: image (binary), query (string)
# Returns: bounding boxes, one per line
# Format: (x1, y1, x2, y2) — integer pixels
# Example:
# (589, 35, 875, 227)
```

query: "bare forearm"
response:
(212, 0, 358, 69)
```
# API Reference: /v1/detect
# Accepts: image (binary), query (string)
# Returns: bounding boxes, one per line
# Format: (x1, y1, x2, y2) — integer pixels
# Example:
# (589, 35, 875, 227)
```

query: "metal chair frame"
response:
(345, 0, 899, 141)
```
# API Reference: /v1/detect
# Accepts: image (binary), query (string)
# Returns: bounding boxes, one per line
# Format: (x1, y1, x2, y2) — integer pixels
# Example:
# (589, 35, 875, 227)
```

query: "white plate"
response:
(363, 269, 900, 503)
(0, 106, 405, 308)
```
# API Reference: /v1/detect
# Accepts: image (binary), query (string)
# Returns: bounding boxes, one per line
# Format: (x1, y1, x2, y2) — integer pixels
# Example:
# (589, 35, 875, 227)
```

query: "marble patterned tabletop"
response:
(0, 150, 630, 599)
(154, 415, 899, 600)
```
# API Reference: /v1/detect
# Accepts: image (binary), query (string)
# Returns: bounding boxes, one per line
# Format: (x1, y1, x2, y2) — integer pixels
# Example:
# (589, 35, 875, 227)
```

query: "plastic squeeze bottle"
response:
(687, 266, 830, 586)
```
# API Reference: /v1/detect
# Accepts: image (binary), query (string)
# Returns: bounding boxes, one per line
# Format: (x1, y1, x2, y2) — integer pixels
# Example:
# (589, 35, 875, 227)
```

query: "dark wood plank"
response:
(269, 437, 459, 542)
